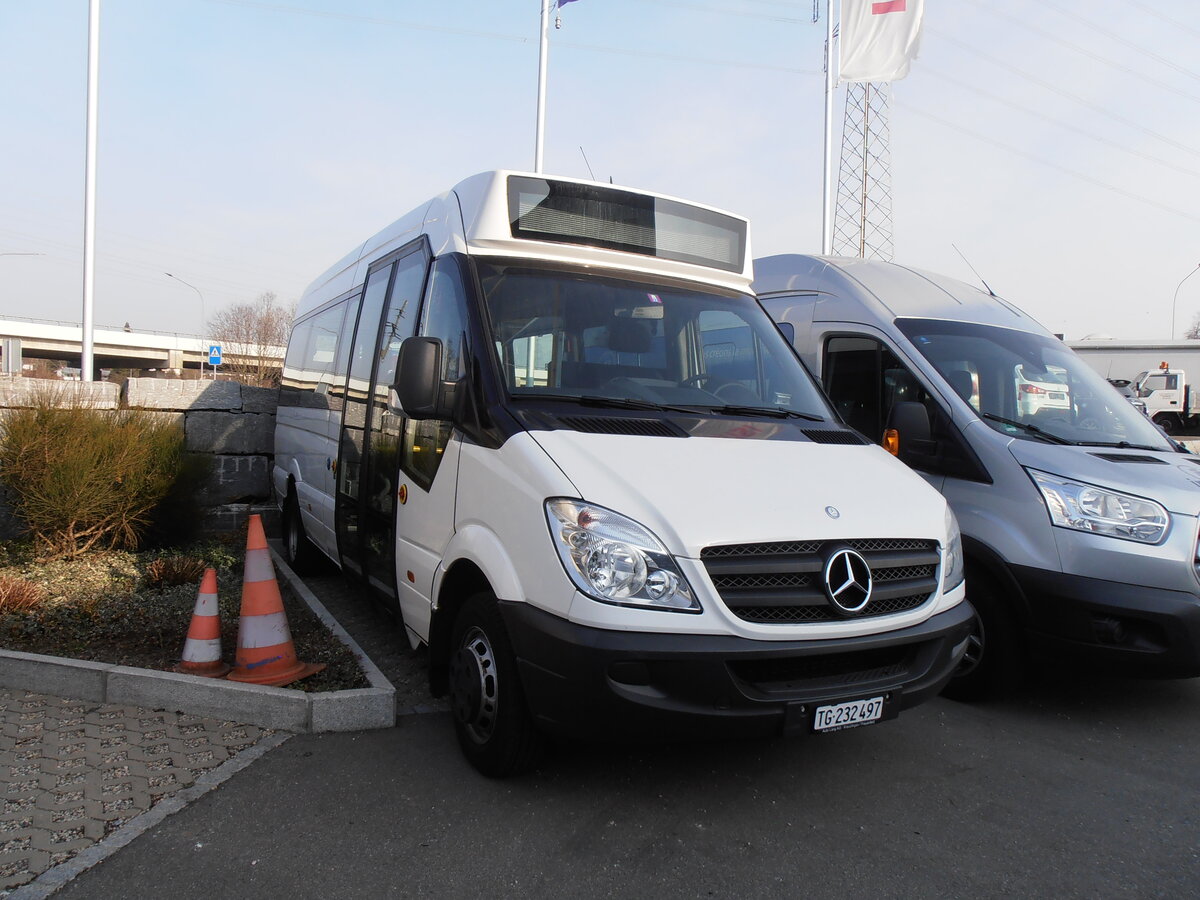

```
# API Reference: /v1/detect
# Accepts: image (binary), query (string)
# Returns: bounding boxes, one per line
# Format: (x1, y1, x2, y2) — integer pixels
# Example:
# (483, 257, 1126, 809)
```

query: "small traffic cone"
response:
(226, 514, 324, 687)
(176, 568, 231, 678)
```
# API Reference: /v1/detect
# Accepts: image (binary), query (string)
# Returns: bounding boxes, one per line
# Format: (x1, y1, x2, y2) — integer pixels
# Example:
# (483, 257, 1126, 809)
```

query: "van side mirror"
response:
(884, 401, 935, 460)
(396, 336, 454, 420)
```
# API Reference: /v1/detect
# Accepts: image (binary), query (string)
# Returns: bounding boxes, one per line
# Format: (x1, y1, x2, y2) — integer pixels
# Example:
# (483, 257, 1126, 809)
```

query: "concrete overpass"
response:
(0, 315, 284, 375)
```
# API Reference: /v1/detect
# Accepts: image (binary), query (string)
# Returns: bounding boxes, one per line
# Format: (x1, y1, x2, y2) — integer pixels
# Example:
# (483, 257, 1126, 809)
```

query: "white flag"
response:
(839, 0, 925, 83)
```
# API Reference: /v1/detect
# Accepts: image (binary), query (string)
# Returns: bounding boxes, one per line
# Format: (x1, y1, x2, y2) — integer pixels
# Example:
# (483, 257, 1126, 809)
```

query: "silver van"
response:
(755, 254, 1200, 698)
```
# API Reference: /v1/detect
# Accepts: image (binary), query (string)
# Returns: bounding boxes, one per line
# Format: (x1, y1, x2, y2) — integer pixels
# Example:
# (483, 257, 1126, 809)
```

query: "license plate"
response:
(813, 696, 884, 732)
(1050, 392, 1065, 400)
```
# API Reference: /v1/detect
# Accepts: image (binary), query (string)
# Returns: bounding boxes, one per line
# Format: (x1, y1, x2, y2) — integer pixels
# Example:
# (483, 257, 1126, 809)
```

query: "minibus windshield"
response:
(896, 318, 1173, 450)
(477, 260, 831, 419)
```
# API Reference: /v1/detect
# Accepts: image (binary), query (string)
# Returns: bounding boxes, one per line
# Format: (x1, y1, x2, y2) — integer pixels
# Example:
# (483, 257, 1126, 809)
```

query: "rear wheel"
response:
(449, 593, 543, 777)
(941, 569, 1024, 701)
(281, 492, 320, 575)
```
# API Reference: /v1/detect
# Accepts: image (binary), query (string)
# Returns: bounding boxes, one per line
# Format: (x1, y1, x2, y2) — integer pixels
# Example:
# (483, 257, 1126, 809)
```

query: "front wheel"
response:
(941, 570, 1024, 702)
(449, 594, 543, 777)
(281, 493, 320, 574)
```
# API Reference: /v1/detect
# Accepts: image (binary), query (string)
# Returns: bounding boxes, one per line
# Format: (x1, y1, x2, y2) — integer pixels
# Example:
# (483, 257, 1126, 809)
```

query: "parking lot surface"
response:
(48, 598, 1200, 900)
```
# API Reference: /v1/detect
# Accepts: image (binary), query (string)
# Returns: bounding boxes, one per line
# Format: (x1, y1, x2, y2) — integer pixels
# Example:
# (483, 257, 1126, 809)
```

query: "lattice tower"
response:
(833, 81, 894, 260)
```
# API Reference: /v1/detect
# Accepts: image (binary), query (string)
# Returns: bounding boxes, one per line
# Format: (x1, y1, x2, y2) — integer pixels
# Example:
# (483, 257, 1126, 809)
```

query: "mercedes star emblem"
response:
(822, 547, 873, 615)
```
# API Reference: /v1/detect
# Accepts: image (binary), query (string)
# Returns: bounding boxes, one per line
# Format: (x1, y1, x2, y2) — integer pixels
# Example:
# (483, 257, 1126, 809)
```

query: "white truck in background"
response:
(1135, 364, 1196, 434)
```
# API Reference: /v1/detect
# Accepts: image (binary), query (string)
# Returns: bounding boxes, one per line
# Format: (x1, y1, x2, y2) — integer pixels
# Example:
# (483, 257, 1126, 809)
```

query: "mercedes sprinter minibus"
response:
(273, 174, 972, 775)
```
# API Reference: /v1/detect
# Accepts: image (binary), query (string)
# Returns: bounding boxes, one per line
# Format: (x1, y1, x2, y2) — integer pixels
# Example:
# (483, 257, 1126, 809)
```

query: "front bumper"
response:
(499, 599, 975, 742)
(1014, 565, 1200, 677)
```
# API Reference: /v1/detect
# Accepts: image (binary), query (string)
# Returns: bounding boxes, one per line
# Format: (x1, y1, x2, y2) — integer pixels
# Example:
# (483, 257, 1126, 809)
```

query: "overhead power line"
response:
(962, 0, 1200, 104)
(928, 27, 1200, 162)
(921, 66, 1200, 182)
(205, 0, 816, 74)
(897, 100, 1200, 227)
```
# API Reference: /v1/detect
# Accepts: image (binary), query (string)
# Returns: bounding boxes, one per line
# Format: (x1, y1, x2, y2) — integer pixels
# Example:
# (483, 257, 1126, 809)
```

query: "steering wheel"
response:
(681, 373, 718, 388)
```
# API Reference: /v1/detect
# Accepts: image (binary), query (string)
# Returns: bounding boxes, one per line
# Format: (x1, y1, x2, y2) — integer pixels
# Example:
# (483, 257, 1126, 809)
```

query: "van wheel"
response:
(941, 571, 1023, 702)
(281, 493, 319, 575)
(449, 594, 543, 777)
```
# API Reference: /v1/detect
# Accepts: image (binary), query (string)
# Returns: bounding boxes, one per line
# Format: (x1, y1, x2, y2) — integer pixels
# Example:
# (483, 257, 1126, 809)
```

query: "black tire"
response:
(1154, 413, 1178, 435)
(449, 593, 543, 777)
(281, 492, 320, 575)
(941, 569, 1024, 702)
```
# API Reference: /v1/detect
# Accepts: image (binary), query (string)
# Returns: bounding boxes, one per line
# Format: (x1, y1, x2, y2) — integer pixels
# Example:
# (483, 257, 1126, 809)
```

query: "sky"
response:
(1, 0, 1199, 341)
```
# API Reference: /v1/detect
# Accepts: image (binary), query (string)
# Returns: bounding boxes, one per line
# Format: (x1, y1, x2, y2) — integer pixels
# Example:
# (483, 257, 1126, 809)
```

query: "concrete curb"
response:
(0, 549, 395, 733)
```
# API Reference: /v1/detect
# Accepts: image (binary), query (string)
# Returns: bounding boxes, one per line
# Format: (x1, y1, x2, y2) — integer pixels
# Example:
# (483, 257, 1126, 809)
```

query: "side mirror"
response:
(396, 336, 453, 420)
(884, 401, 935, 459)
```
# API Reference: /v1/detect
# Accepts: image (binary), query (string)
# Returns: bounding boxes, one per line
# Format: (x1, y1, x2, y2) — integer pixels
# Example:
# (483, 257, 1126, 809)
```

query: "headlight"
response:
(1027, 469, 1169, 544)
(943, 506, 965, 591)
(546, 499, 699, 612)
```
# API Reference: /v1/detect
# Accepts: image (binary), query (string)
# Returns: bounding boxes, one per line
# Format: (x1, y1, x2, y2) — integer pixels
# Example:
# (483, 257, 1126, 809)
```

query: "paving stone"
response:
(0, 688, 274, 893)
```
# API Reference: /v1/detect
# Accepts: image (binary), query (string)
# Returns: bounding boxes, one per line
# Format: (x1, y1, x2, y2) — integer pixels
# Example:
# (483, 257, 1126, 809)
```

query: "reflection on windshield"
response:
(477, 260, 830, 419)
(896, 318, 1172, 450)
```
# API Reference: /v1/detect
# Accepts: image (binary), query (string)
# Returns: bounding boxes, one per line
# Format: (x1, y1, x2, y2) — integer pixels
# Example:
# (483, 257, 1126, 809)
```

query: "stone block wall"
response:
(0, 377, 277, 540)
(123, 379, 278, 534)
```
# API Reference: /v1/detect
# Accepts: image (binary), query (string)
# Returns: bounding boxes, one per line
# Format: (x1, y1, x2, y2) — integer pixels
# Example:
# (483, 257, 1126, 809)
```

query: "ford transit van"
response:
(273, 176, 972, 775)
(755, 254, 1200, 699)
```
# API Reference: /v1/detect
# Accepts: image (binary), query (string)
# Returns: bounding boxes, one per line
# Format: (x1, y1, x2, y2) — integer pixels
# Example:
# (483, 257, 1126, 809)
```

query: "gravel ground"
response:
(295, 566, 447, 715)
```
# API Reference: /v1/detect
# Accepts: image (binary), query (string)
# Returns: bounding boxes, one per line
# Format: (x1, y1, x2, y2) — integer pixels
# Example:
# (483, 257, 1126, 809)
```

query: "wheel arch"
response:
(428, 524, 526, 696)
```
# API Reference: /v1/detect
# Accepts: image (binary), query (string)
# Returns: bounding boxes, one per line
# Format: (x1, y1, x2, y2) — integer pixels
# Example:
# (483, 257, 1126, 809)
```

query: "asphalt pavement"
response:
(49, 662, 1200, 898)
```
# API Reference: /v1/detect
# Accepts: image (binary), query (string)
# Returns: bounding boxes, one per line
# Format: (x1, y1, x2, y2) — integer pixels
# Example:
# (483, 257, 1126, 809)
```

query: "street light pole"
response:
(1171, 263, 1200, 340)
(164, 272, 207, 377)
(82, 0, 101, 382)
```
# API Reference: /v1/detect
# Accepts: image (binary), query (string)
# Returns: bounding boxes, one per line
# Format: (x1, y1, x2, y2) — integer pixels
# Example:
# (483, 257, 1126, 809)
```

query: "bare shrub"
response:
(0, 397, 190, 560)
(144, 555, 207, 590)
(0, 575, 46, 612)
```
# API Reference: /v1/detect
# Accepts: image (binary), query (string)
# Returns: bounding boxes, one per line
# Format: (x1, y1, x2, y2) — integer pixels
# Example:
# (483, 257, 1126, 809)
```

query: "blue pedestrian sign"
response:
(208, 345, 222, 366)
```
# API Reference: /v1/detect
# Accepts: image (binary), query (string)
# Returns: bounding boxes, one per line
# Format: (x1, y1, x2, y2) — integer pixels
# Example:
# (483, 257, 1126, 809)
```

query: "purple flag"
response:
(557, 0, 580, 7)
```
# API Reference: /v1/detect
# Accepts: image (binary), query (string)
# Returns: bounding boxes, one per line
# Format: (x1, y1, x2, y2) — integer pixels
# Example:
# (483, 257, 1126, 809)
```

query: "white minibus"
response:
(274, 172, 972, 775)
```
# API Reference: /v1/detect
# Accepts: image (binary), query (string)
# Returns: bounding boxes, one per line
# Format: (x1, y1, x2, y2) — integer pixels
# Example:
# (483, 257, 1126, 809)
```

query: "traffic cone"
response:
(226, 514, 325, 687)
(175, 568, 231, 678)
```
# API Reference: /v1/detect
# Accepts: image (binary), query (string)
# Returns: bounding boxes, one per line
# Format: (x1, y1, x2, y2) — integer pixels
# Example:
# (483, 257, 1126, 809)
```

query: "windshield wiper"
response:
(704, 404, 825, 422)
(981, 413, 1076, 445)
(1077, 440, 1170, 452)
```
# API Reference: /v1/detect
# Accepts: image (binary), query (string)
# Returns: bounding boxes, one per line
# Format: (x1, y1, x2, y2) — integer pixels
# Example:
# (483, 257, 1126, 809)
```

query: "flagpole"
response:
(534, 0, 550, 173)
(821, 0, 835, 255)
(82, 0, 100, 382)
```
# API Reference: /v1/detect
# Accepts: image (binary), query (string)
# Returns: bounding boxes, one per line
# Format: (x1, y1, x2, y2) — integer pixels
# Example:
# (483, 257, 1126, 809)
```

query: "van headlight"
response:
(943, 506, 965, 591)
(546, 499, 699, 612)
(1026, 469, 1169, 544)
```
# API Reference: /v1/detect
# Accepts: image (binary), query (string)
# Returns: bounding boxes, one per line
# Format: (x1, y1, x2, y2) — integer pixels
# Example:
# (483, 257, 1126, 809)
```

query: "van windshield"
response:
(477, 260, 831, 419)
(896, 318, 1172, 450)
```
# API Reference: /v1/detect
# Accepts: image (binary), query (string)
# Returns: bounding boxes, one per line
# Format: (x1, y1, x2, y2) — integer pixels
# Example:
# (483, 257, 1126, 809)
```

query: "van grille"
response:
(700, 538, 939, 624)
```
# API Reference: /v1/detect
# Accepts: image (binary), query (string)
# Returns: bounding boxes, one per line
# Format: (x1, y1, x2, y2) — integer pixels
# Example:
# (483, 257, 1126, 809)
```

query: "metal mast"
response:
(832, 81, 894, 260)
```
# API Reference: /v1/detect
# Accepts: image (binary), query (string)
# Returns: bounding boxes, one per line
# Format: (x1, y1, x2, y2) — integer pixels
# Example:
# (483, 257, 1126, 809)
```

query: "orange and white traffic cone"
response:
(176, 568, 231, 678)
(226, 514, 324, 687)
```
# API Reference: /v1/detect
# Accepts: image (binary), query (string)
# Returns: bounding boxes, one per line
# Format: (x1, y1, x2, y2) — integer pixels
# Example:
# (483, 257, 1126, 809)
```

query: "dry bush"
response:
(0, 395, 191, 560)
(0, 575, 47, 612)
(144, 555, 207, 590)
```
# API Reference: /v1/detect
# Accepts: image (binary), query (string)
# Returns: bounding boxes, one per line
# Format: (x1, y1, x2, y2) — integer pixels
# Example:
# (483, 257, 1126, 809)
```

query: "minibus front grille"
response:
(700, 538, 939, 624)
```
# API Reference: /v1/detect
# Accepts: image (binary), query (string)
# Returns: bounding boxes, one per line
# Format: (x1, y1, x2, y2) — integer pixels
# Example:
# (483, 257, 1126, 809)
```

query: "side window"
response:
(278, 301, 348, 411)
(824, 336, 886, 440)
(401, 257, 472, 489)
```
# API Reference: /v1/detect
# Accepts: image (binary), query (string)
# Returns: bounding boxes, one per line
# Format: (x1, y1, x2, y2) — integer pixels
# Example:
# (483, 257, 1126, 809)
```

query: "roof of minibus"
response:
(754, 253, 1053, 337)
(294, 170, 753, 319)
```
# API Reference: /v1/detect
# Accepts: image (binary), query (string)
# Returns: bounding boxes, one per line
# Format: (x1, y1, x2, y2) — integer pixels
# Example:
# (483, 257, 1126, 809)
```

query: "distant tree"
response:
(1186, 312, 1200, 340)
(207, 292, 293, 386)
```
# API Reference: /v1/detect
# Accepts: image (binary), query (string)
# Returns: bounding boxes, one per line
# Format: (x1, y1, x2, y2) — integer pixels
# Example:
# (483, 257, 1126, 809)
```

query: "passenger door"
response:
(335, 243, 429, 602)
(394, 255, 474, 643)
